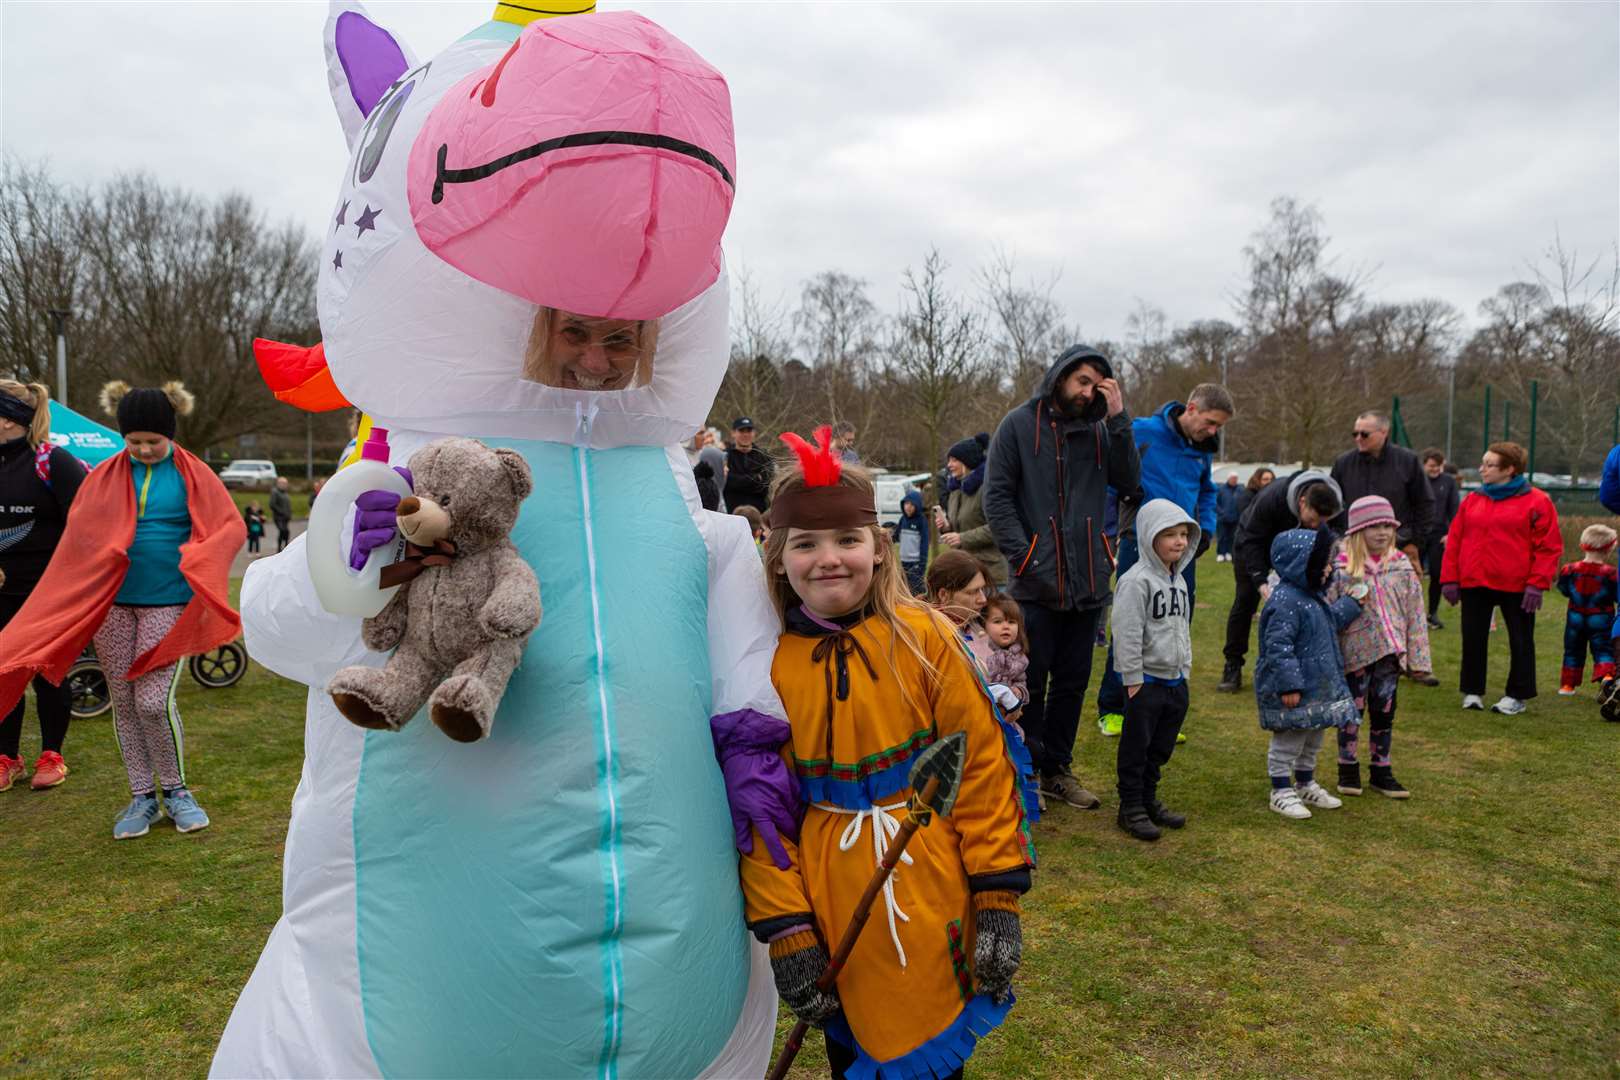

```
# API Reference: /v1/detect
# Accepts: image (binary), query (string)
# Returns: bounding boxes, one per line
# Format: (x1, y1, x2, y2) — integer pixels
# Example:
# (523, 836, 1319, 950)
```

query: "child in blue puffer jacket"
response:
(1256, 527, 1363, 820)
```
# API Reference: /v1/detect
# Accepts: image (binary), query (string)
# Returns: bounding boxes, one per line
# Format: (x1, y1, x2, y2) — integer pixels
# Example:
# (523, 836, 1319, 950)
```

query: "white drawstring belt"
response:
(819, 800, 913, 967)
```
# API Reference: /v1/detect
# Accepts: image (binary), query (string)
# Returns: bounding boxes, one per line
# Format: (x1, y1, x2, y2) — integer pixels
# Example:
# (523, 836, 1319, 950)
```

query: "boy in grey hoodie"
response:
(1110, 498, 1199, 841)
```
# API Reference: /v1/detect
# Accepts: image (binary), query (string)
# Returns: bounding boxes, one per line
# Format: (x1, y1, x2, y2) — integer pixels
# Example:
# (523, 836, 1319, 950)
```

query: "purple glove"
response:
(347, 467, 413, 571)
(1441, 583, 1461, 607)
(1521, 586, 1543, 613)
(711, 709, 802, 871)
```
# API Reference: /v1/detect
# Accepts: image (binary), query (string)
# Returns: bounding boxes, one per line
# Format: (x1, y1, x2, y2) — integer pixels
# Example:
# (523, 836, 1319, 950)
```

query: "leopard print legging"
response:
(94, 604, 186, 796)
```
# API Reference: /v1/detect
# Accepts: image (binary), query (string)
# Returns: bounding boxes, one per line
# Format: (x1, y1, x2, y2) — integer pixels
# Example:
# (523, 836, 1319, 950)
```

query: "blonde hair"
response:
(521, 308, 659, 388)
(762, 462, 947, 692)
(1581, 523, 1618, 551)
(1340, 525, 1401, 579)
(0, 380, 51, 448)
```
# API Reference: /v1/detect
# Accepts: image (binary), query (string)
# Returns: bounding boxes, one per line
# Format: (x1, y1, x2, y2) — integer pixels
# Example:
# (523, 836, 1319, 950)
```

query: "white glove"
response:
(988, 684, 1022, 712)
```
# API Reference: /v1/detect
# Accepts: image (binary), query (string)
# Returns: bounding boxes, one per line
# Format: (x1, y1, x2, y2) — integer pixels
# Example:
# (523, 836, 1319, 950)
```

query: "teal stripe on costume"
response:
(352, 443, 749, 1077)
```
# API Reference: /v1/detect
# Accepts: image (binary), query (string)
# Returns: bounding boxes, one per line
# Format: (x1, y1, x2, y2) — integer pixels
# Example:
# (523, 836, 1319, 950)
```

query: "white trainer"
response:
(1295, 780, 1343, 809)
(1269, 787, 1312, 819)
(1491, 696, 1527, 715)
(1461, 694, 1485, 711)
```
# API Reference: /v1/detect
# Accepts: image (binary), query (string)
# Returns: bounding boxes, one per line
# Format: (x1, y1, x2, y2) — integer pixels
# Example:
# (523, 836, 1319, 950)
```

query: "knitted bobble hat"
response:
(946, 433, 989, 471)
(1346, 495, 1399, 535)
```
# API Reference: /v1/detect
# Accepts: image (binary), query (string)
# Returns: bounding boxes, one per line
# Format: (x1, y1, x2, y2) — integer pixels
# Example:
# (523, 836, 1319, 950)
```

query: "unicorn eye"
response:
(353, 63, 430, 185)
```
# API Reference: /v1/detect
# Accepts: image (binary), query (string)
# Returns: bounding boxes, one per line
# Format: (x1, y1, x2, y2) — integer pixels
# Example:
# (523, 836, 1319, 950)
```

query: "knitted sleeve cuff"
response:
(972, 890, 1021, 915)
(768, 929, 821, 959)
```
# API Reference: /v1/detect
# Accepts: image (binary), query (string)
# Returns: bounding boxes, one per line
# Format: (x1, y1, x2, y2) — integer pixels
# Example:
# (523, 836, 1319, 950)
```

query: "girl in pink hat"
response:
(1328, 495, 1433, 798)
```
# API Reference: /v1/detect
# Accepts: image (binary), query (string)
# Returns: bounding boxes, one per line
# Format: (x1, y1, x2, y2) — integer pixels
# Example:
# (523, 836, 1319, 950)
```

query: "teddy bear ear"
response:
(494, 448, 533, 500)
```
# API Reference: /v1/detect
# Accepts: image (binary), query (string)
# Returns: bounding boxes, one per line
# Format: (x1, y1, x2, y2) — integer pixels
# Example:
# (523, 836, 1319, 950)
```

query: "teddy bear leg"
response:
(429, 639, 525, 743)
(329, 652, 436, 733)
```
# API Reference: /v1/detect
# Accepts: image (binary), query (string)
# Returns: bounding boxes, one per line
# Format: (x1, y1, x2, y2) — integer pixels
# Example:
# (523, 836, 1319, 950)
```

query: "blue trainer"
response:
(113, 794, 162, 840)
(164, 788, 210, 834)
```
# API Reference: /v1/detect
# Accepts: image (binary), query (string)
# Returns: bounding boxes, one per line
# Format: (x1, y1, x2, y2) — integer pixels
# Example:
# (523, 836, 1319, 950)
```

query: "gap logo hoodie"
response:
(1110, 499, 1199, 686)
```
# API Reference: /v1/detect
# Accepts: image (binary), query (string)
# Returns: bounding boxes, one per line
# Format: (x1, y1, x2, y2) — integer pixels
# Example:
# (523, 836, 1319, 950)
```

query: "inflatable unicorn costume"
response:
(212, 5, 784, 1076)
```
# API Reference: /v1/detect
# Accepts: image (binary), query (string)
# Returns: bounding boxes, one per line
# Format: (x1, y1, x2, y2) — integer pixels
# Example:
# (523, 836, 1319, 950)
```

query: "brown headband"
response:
(767, 486, 878, 531)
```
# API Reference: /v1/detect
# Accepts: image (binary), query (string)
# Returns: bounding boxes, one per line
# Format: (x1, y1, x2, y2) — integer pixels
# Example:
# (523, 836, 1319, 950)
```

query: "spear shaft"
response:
(765, 774, 942, 1080)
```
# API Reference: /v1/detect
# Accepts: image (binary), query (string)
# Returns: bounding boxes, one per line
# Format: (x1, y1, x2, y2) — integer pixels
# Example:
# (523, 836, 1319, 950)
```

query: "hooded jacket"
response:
(1234, 469, 1343, 587)
(1110, 499, 1198, 686)
(1330, 442, 1436, 548)
(1120, 402, 1218, 542)
(1216, 481, 1246, 525)
(983, 347, 1141, 611)
(890, 489, 929, 566)
(1254, 529, 1362, 731)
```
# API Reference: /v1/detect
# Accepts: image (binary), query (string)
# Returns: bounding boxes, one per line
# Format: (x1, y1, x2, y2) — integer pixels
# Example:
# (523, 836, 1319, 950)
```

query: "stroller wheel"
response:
(67, 659, 112, 719)
(190, 641, 248, 689)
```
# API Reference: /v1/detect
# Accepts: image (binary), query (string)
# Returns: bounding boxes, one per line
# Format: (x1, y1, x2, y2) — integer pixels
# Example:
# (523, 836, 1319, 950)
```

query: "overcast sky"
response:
(3, 1, 1616, 344)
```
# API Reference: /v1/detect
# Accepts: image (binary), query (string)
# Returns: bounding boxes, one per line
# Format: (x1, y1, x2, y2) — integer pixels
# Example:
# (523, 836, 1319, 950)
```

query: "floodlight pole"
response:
(46, 308, 71, 408)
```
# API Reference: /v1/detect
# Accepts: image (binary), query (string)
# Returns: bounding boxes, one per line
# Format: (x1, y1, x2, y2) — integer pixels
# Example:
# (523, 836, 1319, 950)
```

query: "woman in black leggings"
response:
(0, 380, 87, 790)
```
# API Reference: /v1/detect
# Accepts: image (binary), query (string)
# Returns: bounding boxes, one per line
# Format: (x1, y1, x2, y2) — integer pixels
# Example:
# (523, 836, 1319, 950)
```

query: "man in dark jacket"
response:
(722, 417, 773, 514)
(1217, 469, 1343, 692)
(1421, 448, 1461, 628)
(1330, 411, 1436, 561)
(270, 477, 294, 554)
(983, 346, 1140, 809)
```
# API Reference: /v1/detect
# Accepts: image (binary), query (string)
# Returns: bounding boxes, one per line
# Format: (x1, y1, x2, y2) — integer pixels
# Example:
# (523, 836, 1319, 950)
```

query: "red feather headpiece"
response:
(778, 425, 842, 487)
(768, 425, 877, 530)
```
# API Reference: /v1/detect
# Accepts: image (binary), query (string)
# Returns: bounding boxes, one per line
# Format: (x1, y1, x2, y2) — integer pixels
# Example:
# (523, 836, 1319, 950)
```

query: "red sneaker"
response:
(29, 751, 67, 790)
(0, 755, 23, 792)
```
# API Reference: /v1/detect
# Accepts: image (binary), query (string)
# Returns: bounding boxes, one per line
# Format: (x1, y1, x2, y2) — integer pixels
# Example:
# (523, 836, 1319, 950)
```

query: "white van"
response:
(872, 472, 932, 527)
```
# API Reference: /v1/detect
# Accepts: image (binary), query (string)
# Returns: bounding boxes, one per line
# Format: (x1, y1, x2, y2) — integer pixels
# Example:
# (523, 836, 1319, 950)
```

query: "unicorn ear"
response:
(324, 1, 417, 149)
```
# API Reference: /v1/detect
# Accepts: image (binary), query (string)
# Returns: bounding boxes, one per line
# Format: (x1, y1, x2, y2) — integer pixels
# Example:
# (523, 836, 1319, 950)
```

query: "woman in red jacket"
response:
(1440, 442, 1562, 715)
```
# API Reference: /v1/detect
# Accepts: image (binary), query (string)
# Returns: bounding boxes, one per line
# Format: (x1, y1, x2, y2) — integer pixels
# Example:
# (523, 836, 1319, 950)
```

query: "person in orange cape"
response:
(739, 426, 1036, 1080)
(0, 381, 244, 839)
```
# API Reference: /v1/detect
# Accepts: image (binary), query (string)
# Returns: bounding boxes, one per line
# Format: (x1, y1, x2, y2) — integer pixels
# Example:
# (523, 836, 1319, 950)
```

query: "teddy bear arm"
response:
(361, 585, 411, 652)
(478, 551, 542, 640)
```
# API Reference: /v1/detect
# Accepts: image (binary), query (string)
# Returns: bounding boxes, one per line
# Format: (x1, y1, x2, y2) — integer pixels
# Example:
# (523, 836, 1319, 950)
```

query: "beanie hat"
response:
(100, 380, 195, 440)
(1346, 495, 1399, 535)
(947, 433, 989, 471)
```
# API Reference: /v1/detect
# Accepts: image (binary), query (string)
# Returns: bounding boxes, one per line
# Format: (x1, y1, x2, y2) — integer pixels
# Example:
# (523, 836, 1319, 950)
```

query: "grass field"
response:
(1, 564, 1616, 1078)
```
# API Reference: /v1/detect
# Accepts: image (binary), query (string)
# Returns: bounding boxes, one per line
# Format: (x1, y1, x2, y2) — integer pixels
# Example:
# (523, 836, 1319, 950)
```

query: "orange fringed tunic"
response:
(741, 604, 1035, 1078)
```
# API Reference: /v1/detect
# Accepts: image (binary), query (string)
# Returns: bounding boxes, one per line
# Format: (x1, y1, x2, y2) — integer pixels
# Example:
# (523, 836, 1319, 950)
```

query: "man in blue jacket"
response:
(1095, 384, 1234, 737)
(1601, 444, 1620, 515)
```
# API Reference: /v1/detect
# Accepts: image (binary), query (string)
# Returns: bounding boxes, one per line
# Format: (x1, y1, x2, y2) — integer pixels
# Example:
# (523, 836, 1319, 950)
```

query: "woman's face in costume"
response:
(548, 314, 646, 392)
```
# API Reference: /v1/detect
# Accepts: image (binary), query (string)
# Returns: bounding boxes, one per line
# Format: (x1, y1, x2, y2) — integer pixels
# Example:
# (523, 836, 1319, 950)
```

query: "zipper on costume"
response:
(572, 412, 624, 1079)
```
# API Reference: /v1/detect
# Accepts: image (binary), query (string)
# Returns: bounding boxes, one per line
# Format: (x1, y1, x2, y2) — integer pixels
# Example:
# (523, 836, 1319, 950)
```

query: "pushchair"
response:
(66, 640, 249, 720)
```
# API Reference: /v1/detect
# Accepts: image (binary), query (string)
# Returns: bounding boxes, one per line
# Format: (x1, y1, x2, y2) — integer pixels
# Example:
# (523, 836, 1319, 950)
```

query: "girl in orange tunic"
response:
(738, 427, 1036, 1080)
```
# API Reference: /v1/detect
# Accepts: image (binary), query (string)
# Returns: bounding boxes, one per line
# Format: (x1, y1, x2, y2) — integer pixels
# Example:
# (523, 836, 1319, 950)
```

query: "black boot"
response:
(1144, 799, 1186, 829)
(1216, 662, 1243, 693)
(1368, 765, 1410, 799)
(1337, 761, 1362, 796)
(1117, 804, 1161, 842)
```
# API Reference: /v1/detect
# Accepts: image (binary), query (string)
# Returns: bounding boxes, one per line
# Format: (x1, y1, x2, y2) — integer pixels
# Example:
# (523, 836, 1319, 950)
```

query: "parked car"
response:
(873, 471, 931, 527)
(218, 459, 279, 490)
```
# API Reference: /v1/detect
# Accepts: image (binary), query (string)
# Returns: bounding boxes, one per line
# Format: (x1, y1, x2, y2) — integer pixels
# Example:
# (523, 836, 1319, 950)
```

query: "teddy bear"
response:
(327, 437, 541, 742)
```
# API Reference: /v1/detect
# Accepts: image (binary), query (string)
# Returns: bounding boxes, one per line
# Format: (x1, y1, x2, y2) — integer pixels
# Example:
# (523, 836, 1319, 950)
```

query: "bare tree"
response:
(793, 270, 881, 426)
(1531, 236, 1620, 481)
(715, 266, 796, 435)
(0, 157, 85, 394)
(978, 246, 1073, 402)
(75, 176, 318, 450)
(886, 248, 986, 493)
(1234, 196, 1371, 465)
